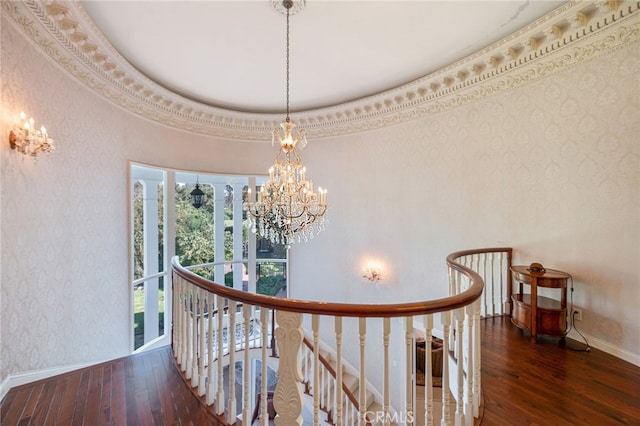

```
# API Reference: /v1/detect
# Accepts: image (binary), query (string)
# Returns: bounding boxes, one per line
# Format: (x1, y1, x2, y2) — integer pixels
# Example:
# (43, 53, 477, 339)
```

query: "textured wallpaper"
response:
(291, 42, 640, 406)
(0, 14, 272, 386)
(1, 20, 131, 382)
(1, 7, 639, 397)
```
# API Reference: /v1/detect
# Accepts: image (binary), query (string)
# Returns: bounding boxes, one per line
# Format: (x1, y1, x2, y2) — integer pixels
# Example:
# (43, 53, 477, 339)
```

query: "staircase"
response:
(171, 247, 513, 425)
(301, 341, 382, 425)
(300, 340, 461, 426)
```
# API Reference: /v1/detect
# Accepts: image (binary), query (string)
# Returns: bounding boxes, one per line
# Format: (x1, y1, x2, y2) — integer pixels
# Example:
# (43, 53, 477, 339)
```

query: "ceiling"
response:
(80, 0, 566, 115)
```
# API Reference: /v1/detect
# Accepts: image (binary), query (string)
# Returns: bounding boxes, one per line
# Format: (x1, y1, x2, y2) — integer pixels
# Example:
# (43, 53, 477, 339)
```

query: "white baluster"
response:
(455, 308, 464, 426)
(335, 316, 344, 426)
(484, 253, 489, 316)
(359, 317, 368, 425)
(206, 292, 215, 405)
(227, 300, 237, 424)
(260, 308, 269, 426)
(321, 365, 327, 416)
(449, 272, 458, 355)
(173, 275, 180, 361)
(464, 304, 474, 424)
(441, 311, 451, 426)
(405, 316, 414, 426)
(190, 287, 199, 385)
(191, 287, 201, 388)
(174, 276, 183, 365)
(186, 286, 193, 380)
(216, 295, 225, 415)
(500, 252, 507, 315)
(318, 364, 324, 416)
(300, 345, 308, 393)
(463, 255, 470, 290)
(424, 314, 434, 426)
(343, 397, 349, 426)
(475, 254, 483, 318)
(448, 266, 455, 298)
(324, 366, 333, 423)
(489, 252, 496, 317)
(476, 254, 482, 314)
(181, 280, 189, 370)
(198, 288, 206, 395)
(312, 314, 320, 425)
(472, 299, 481, 417)
(178, 280, 185, 369)
(274, 310, 304, 426)
(383, 317, 391, 426)
(243, 304, 252, 424)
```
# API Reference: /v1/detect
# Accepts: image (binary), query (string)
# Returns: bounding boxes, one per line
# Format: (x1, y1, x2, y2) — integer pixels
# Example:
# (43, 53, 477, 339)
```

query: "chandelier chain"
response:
(285, 2, 290, 122)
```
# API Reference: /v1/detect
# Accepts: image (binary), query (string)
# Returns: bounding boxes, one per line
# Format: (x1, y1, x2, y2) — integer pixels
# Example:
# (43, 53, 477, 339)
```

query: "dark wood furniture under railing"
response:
(510, 265, 570, 343)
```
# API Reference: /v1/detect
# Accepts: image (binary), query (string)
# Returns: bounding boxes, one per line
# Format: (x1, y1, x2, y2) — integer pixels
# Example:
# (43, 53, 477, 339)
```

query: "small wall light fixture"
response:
(9, 112, 55, 161)
(362, 262, 382, 282)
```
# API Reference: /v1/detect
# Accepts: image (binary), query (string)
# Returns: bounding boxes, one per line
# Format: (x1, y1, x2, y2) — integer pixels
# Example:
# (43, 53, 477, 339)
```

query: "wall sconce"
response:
(9, 112, 55, 161)
(362, 262, 382, 282)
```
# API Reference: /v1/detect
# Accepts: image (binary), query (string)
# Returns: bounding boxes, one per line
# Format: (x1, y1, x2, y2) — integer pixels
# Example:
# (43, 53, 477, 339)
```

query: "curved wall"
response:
(0, 15, 273, 387)
(290, 42, 640, 373)
(290, 43, 640, 406)
(2, 7, 639, 397)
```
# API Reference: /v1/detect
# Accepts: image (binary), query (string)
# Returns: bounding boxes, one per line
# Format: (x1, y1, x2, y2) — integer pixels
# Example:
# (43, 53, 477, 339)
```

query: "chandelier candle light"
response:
(244, 0, 328, 248)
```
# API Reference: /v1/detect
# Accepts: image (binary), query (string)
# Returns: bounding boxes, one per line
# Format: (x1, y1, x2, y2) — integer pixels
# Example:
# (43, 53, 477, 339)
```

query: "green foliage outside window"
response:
(175, 183, 215, 271)
(134, 179, 288, 292)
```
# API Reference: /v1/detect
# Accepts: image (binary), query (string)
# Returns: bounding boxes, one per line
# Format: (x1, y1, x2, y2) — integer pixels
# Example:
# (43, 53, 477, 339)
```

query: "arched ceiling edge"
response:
(2, 1, 639, 141)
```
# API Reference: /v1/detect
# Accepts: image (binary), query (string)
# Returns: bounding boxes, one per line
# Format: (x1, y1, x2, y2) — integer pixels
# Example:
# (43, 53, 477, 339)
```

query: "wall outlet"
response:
(573, 308, 583, 321)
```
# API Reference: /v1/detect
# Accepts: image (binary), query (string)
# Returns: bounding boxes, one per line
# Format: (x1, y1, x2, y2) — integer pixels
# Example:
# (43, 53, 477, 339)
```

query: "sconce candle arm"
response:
(8, 112, 55, 162)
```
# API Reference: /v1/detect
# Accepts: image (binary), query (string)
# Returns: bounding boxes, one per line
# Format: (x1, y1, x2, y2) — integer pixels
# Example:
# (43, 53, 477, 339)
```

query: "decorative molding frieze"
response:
(2, 1, 639, 141)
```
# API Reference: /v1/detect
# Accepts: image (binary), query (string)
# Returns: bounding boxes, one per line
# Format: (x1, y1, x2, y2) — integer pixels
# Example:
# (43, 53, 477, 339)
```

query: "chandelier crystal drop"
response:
(244, 0, 328, 248)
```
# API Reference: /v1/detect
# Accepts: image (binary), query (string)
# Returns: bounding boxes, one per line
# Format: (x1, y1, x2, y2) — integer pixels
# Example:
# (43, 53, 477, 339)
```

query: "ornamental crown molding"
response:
(2, 1, 640, 141)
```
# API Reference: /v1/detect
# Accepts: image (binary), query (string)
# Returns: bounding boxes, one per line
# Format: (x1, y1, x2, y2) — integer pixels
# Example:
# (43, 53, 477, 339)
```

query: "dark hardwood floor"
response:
(1, 317, 639, 425)
(480, 316, 640, 425)
(0, 346, 223, 425)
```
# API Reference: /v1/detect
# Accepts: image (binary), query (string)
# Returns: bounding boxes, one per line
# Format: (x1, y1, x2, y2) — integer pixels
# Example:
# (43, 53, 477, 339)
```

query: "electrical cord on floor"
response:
(562, 274, 591, 352)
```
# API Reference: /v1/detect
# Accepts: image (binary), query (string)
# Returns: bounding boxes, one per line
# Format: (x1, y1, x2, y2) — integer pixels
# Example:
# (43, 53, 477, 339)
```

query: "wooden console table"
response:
(510, 265, 570, 343)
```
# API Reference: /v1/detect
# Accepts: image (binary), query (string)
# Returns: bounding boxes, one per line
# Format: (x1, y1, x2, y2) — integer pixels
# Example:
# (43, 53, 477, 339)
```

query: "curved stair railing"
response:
(171, 247, 512, 425)
(443, 248, 512, 424)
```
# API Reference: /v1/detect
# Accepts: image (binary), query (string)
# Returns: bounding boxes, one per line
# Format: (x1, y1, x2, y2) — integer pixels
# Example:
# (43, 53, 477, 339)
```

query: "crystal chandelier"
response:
(244, 0, 328, 248)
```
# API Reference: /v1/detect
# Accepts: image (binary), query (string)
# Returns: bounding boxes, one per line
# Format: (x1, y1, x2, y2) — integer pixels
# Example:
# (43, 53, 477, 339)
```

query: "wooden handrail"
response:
(172, 255, 485, 317)
(447, 246, 513, 312)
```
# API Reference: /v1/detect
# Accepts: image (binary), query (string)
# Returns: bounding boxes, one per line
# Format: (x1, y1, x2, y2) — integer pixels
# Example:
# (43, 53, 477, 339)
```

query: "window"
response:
(130, 165, 288, 351)
(131, 164, 166, 351)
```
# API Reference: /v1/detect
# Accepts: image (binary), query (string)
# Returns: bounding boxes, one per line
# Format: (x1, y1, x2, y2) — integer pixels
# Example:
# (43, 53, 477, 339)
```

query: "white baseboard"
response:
(0, 361, 95, 403)
(566, 330, 640, 367)
(0, 376, 10, 403)
(133, 335, 171, 354)
(0, 340, 172, 403)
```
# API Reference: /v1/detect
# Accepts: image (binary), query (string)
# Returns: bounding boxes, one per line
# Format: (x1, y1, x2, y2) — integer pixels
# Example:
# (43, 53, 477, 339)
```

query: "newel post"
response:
(274, 310, 304, 425)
